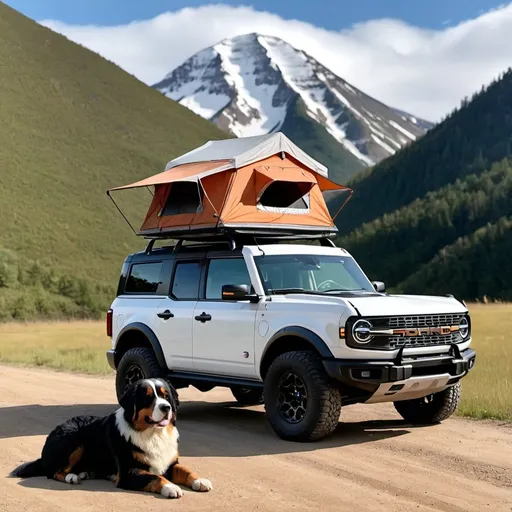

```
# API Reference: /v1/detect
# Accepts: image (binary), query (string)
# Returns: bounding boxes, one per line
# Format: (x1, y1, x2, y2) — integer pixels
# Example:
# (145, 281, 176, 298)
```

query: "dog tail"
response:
(10, 459, 44, 478)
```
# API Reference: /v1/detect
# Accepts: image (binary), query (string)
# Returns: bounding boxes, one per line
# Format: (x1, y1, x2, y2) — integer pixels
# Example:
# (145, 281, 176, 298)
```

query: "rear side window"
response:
(171, 261, 201, 300)
(125, 262, 163, 293)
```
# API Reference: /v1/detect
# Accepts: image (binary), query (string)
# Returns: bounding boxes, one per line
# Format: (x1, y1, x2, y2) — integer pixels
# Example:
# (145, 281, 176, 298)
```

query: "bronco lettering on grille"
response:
(392, 326, 459, 337)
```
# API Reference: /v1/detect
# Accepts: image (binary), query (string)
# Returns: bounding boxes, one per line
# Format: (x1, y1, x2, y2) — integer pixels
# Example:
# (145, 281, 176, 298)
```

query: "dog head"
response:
(119, 378, 180, 432)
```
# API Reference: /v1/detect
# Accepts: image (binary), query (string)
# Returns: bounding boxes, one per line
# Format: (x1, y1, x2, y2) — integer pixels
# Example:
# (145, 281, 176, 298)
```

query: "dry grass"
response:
(458, 302, 511, 420)
(0, 303, 510, 420)
(0, 320, 112, 375)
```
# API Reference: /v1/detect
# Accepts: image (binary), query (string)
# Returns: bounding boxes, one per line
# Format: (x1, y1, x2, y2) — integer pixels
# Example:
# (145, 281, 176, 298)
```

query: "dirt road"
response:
(1, 365, 511, 512)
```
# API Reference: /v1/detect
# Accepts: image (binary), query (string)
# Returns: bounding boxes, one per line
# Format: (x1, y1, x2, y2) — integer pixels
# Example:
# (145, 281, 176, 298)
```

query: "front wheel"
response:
(393, 382, 461, 424)
(263, 350, 342, 442)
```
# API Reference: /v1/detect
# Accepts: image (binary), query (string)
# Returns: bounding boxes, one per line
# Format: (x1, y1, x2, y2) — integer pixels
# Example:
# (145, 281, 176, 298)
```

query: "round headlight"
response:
(459, 316, 469, 339)
(352, 319, 373, 344)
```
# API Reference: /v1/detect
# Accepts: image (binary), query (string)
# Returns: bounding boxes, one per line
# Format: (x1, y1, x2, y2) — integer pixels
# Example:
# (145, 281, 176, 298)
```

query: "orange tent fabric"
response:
(107, 132, 352, 237)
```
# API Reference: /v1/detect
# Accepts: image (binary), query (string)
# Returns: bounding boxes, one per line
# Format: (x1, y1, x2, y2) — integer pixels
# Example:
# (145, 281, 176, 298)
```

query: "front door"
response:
(154, 259, 202, 372)
(192, 256, 259, 378)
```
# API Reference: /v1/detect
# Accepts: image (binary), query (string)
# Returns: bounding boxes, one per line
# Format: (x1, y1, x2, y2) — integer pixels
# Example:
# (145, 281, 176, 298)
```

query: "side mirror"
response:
(222, 284, 260, 303)
(372, 281, 386, 293)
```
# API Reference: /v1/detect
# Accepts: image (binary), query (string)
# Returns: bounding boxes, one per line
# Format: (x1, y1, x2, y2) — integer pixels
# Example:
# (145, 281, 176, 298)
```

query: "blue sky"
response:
(5, 0, 504, 30)
(6, 0, 512, 121)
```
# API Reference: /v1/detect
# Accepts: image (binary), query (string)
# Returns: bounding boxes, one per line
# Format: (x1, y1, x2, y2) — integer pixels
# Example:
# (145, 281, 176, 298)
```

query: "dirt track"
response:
(1, 365, 511, 512)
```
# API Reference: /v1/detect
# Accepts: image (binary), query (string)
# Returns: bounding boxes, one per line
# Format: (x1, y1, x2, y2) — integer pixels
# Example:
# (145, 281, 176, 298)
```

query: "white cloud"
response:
(40, 3, 512, 122)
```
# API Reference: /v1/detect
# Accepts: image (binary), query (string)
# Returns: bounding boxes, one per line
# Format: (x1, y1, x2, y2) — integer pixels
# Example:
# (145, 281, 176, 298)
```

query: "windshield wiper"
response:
(270, 288, 306, 295)
(322, 288, 366, 293)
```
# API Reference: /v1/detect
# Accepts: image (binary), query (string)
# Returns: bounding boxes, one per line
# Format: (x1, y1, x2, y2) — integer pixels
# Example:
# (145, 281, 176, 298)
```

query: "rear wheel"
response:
(393, 382, 461, 424)
(230, 386, 264, 406)
(263, 350, 342, 442)
(115, 347, 165, 402)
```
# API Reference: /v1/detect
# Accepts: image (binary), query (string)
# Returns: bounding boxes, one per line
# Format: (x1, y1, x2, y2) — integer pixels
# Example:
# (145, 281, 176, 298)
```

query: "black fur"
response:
(10, 378, 182, 494)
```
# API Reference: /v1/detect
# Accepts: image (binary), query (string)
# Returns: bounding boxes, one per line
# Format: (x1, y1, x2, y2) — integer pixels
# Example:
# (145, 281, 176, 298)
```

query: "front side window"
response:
(171, 261, 201, 299)
(125, 262, 163, 293)
(254, 254, 373, 294)
(205, 258, 252, 299)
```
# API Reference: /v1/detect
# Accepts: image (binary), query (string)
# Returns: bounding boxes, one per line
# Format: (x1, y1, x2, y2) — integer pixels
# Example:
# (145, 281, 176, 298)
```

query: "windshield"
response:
(253, 254, 374, 295)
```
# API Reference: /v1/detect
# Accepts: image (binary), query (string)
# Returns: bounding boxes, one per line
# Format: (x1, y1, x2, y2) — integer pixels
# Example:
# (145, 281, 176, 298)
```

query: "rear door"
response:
(154, 258, 203, 372)
(192, 254, 259, 378)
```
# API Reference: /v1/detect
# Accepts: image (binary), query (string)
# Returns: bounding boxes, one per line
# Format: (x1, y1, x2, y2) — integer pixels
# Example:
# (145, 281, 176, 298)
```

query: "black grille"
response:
(385, 314, 464, 349)
(387, 314, 463, 329)
(389, 331, 461, 349)
(345, 313, 467, 350)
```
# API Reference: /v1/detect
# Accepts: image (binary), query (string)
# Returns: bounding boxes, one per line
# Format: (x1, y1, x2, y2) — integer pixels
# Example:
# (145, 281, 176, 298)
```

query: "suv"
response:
(106, 237, 476, 442)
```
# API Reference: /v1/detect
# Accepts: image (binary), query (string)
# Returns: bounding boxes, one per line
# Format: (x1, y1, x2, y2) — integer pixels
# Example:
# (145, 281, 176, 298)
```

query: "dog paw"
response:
(161, 483, 183, 499)
(191, 478, 212, 492)
(65, 473, 81, 485)
(78, 472, 95, 480)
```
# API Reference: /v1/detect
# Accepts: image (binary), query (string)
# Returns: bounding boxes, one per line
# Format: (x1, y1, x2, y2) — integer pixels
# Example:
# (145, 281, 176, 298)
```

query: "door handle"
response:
(195, 312, 212, 323)
(157, 310, 174, 320)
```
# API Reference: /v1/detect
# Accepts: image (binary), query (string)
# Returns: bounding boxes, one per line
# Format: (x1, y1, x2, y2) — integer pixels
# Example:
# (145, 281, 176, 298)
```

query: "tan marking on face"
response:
(133, 406, 155, 431)
(159, 386, 167, 396)
(146, 385, 153, 397)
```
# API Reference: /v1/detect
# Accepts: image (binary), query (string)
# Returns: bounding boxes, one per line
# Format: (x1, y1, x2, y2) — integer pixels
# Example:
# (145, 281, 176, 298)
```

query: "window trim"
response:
(200, 255, 253, 302)
(123, 260, 166, 296)
(169, 259, 203, 301)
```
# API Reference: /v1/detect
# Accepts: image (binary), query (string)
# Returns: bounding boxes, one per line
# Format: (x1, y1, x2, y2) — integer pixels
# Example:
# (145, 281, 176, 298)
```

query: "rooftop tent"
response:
(107, 132, 352, 238)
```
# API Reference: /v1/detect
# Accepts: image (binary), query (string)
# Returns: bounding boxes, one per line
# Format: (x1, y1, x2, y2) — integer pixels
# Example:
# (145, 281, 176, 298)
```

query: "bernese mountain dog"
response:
(10, 378, 212, 499)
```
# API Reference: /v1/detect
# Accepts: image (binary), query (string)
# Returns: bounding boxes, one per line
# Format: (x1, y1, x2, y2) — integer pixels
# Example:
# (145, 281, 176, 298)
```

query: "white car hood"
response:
(343, 294, 467, 317)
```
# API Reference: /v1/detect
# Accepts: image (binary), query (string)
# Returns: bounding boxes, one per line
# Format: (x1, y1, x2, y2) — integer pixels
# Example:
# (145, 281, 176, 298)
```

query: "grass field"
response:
(0, 303, 510, 421)
(0, 320, 112, 375)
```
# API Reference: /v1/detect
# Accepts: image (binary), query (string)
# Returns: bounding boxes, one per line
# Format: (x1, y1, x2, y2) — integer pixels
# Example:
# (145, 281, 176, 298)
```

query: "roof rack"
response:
(143, 230, 338, 255)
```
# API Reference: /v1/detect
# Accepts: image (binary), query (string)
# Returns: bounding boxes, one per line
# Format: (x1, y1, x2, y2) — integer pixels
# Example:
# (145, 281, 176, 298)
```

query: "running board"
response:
(166, 371, 264, 389)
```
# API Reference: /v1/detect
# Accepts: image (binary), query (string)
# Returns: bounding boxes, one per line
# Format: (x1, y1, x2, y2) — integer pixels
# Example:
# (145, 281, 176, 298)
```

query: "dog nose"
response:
(159, 403, 171, 414)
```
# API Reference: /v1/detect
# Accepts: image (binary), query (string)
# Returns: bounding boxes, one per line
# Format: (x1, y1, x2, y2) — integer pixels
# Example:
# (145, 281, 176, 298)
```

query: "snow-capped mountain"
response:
(154, 33, 433, 179)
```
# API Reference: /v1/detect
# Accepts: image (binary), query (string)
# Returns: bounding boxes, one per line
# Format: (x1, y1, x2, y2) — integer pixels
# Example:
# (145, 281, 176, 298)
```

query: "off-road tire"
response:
(115, 347, 166, 402)
(393, 382, 461, 424)
(263, 350, 342, 442)
(230, 386, 264, 406)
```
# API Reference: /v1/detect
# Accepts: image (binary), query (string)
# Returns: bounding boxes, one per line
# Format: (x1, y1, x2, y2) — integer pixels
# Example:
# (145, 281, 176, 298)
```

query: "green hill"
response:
(338, 159, 512, 287)
(334, 68, 512, 234)
(0, 2, 228, 319)
(397, 217, 512, 301)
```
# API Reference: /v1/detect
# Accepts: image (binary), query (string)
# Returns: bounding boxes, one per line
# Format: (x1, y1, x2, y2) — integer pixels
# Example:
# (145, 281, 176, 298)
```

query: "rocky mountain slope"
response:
(154, 33, 433, 182)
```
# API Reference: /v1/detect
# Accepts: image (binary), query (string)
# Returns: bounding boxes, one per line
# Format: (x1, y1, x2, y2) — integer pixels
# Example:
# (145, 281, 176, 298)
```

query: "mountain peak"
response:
(154, 33, 433, 178)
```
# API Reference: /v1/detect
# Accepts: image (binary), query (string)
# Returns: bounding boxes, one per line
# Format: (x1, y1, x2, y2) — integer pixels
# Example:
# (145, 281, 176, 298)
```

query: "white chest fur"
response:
(115, 408, 179, 475)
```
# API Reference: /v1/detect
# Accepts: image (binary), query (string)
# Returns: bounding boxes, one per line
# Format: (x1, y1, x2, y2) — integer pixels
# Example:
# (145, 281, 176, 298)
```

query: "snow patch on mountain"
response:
(154, 33, 433, 168)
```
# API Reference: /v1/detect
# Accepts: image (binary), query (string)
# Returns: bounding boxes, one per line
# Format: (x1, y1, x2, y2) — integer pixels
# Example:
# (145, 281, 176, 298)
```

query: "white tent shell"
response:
(164, 132, 329, 177)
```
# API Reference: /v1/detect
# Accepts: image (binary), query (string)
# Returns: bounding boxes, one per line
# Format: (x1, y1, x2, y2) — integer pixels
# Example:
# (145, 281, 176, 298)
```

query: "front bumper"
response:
(323, 346, 476, 394)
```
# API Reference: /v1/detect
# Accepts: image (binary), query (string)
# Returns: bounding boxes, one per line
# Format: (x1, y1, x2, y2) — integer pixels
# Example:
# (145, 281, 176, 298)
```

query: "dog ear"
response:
(119, 382, 137, 419)
(165, 380, 180, 409)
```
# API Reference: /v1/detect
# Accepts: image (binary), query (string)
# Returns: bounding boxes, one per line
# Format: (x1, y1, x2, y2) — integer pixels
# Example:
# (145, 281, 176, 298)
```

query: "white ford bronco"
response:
(106, 236, 476, 442)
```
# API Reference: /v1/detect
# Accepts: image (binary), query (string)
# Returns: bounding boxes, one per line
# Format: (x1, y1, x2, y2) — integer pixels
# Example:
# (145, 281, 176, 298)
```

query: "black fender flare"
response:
(259, 326, 332, 375)
(115, 322, 166, 369)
